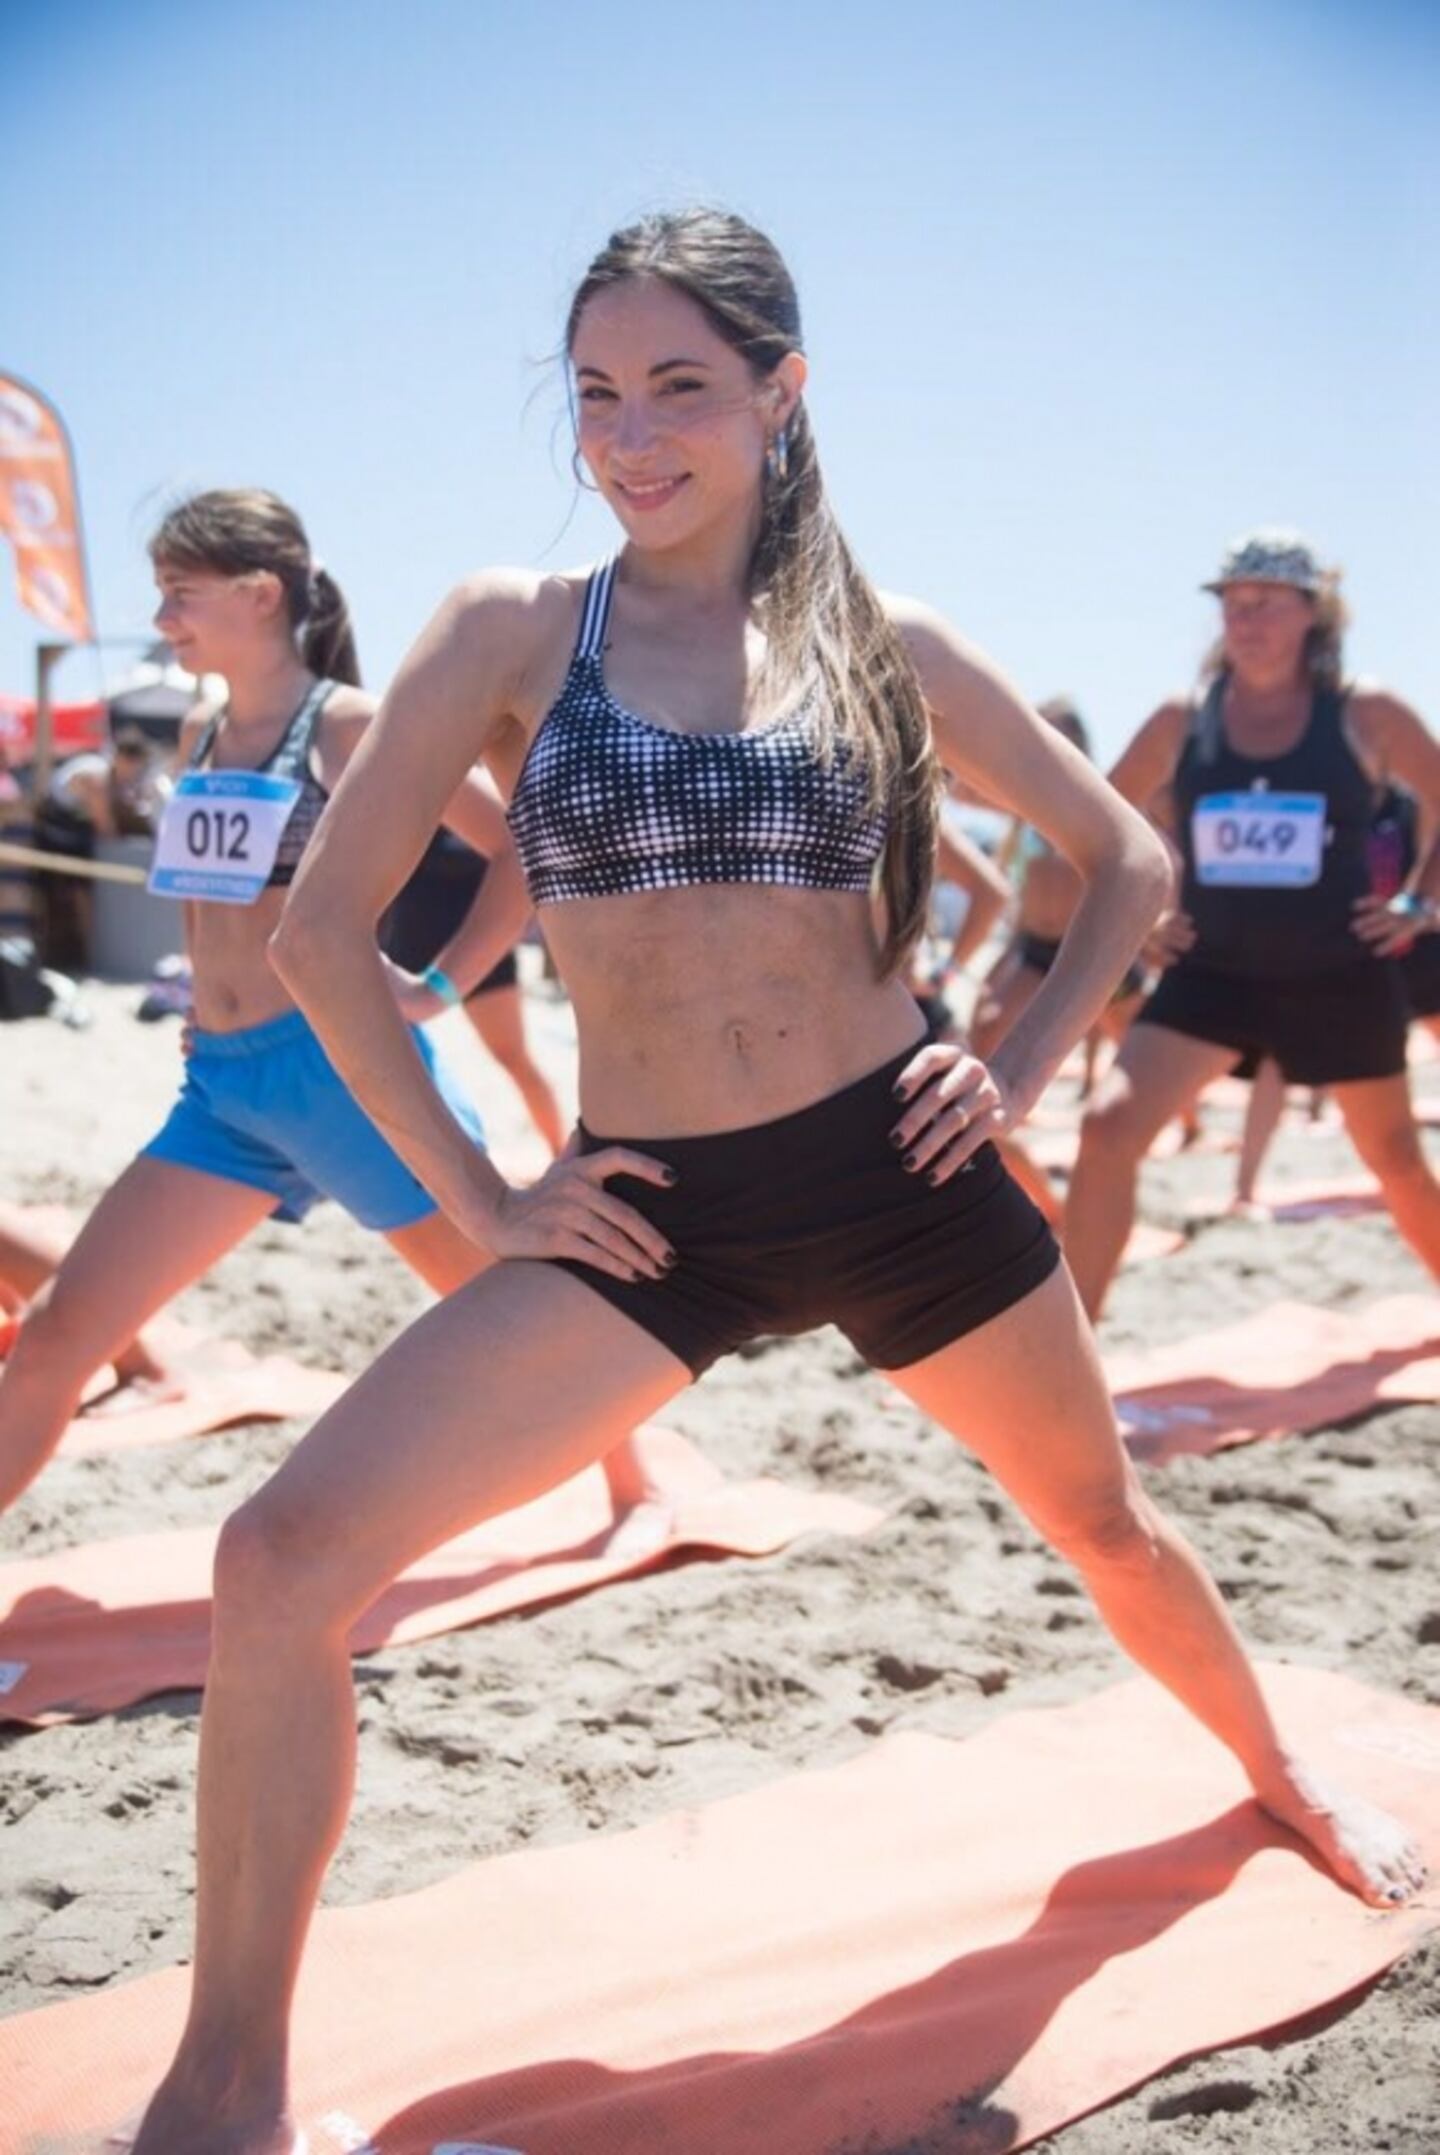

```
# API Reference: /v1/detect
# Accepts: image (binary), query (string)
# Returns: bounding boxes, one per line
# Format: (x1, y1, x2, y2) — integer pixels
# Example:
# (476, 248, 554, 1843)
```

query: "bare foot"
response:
(1255, 1758, 1428, 1907)
(81, 1368, 190, 1420)
(599, 1427, 681, 1562)
(602, 1497, 677, 1564)
(121, 2087, 301, 2155)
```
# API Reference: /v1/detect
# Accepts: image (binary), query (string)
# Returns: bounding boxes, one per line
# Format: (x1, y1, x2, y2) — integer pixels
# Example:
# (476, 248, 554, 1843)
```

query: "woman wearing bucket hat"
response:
(1065, 527, 1440, 1316)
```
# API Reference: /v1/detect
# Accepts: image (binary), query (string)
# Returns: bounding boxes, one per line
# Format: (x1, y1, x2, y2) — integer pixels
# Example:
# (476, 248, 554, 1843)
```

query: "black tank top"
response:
(1174, 677, 1374, 978)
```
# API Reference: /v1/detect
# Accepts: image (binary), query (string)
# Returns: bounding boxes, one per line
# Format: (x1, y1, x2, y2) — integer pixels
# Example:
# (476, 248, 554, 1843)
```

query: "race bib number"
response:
(1191, 791, 1326, 888)
(148, 770, 301, 904)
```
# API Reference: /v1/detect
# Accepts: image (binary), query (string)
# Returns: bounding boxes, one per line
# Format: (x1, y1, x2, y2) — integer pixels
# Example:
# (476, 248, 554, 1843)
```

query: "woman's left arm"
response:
(890, 598, 1171, 1141)
(1351, 690, 1440, 953)
(318, 705, 534, 1017)
(1357, 690, 1440, 817)
(392, 770, 536, 1018)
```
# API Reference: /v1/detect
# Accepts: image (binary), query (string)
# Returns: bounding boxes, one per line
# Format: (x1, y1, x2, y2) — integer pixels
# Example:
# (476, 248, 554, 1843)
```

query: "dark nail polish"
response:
(902, 1151, 918, 1172)
(661, 1251, 677, 1269)
(889, 1128, 906, 1148)
(661, 1167, 678, 1186)
(892, 1083, 909, 1103)
(928, 1168, 944, 1187)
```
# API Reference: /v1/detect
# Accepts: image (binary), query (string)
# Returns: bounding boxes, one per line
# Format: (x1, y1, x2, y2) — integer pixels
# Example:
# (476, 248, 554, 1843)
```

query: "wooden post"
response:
(31, 640, 69, 805)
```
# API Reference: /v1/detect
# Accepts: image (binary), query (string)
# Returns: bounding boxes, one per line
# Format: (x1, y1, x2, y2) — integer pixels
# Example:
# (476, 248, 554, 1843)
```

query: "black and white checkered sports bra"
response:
(506, 560, 886, 907)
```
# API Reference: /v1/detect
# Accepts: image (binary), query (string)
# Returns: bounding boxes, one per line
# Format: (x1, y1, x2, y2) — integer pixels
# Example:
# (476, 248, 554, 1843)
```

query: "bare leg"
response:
(1064, 1024, 1240, 1317)
(383, 1209, 488, 1297)
(0, 1160, 277, 1511)
(465, 984, 566, 1156)
(970, 964, 1065, 1224)
(0, 1201, 175, 1389)
(1234, 1056, 1287, 1209)
(890, 1265, 1427, 1904)
(130, 1263, 688, 2154)
(1081, 1024, 1101, 1099)
(384, 1210, 661, 1532)
(994, 1132, 1063, 1227)
(1332, 1070, 1440, 1278)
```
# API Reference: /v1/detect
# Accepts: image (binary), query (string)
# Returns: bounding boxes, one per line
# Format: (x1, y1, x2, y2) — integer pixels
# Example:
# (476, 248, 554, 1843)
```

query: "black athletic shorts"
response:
(549, 1041, 1062, 1377)
(1018, 932, 1146, 1003)
(1399, 936, 1440, 1022)
(381, 853, 518, 1000)
(1136, 956, 1409, 1086)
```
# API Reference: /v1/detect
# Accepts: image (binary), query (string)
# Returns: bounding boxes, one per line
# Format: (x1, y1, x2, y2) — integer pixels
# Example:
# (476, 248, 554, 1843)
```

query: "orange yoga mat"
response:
(0, 1314, 349, 1459)
(60, 1329, 351, 1457)
(2, 1207, 349, 1456)
(3, 1664, 1435, 2155)
(1120, 1220, 1186, 1266)
(1186, 1174, 1383, 1225)
(1107, 1294, 1440, 1464)
(0, 1426, 882, 1725)
(1018, 1120, 1234, 1176)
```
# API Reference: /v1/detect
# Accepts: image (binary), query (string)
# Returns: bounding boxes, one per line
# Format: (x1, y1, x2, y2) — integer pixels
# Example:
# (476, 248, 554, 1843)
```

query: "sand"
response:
(1, 970, 1437, 2153)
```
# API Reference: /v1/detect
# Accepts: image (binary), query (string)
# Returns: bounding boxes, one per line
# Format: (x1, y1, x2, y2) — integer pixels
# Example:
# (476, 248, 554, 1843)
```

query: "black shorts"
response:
(1400, 936, 1440, 1022)
(381, 853, 518, 1000)
(912, 988, 954, 1038)
(1018, 932, 1145, 1003)
(549, 1043, 1062, 1377)
(1136, 957, 1408, 1086)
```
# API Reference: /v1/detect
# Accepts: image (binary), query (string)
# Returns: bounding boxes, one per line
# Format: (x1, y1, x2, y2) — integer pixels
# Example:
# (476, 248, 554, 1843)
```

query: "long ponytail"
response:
(302, 564, 361, 686)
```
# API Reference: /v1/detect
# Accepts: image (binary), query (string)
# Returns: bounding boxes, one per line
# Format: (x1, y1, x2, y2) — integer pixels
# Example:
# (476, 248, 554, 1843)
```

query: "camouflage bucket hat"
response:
(1202, 528, 1324, 596)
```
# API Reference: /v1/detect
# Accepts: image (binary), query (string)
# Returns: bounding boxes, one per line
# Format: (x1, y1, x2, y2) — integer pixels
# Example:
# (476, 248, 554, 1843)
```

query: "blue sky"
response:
(3, 0, 1437, 764)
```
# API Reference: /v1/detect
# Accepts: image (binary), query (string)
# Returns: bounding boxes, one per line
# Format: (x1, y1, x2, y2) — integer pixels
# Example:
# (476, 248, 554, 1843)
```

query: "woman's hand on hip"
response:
(1143, 906, 1196, 969)
(482, 1142, 678, 1280)
(890, 1041, 1016, 1185)
(1352, 891, 1435, 957)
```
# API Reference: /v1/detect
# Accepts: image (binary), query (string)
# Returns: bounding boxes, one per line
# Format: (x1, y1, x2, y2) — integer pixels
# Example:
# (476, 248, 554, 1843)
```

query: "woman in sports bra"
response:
(0, 488, 654, 1524)
(973, 697, 1148, 1080)
(1065, 528, 1440, 1318)
(381, 824, 566, 1154)
(129, 219, 1423, 2155)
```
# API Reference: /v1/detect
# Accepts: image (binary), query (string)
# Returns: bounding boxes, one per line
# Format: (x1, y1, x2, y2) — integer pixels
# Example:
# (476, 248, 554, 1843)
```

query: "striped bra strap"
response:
(572, 558, 618, 665)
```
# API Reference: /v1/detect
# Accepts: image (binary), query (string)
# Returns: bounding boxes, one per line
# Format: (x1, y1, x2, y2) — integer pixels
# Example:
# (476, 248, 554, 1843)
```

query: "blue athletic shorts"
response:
(142, 1008, 485, 1230)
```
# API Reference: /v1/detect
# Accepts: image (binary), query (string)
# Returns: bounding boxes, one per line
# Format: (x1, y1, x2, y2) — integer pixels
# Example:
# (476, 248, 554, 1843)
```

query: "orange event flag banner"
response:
(0, 372, 94, 642)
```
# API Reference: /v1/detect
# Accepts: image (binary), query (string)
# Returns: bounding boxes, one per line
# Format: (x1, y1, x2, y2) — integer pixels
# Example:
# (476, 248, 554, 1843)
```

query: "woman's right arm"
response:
(270, 574, 673, 1280)
(1107, 701, 1193, 965)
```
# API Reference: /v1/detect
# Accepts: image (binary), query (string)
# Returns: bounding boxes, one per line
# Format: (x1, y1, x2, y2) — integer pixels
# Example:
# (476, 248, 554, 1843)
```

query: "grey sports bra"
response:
(188, 678, 334, 888)
(506, 562, 886, 907)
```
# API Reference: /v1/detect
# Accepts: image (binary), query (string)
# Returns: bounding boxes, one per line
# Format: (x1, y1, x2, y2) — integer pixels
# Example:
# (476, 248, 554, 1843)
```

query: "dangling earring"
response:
(765, 426, 790, 484)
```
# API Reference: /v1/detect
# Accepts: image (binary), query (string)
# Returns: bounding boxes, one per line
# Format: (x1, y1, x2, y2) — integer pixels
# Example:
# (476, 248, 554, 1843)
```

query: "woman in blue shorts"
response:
(0, 489, 651, 1521)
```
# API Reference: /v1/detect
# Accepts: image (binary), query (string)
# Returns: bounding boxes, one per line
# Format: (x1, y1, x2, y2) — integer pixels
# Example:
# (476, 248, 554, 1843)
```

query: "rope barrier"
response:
(0, 841, 149, 888)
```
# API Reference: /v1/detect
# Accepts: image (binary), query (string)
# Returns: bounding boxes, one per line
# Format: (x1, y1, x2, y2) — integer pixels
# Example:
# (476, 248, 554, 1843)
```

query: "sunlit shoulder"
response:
(443, 565, 579, 642)
(877, 588, 1038, 743)
(319, 683, 376, 728)
(1347, 678, 1417, 726)
(394, 568, 586, 728)
(878, 589, 986, 684)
